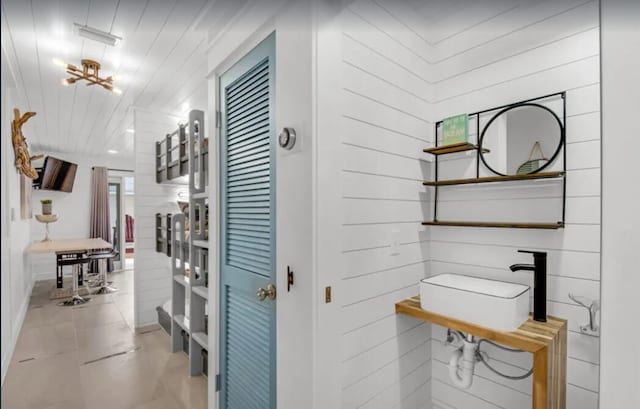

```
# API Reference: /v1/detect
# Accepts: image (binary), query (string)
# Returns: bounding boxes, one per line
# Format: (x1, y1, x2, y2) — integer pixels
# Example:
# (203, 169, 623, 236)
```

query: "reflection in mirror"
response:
(480, 104, 563, 176)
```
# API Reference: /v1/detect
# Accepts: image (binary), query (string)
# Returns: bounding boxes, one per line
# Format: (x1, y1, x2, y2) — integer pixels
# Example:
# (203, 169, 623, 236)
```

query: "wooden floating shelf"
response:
(192, 285, 208, 300)
(174, 275, 188, 287)
(173, 314, 189, 331)
(192, 191, 208, 200)
(422, 221, 564, 229)
(423, 142, 489, 155)
(193, 240, 209, 249)
(423, 171, 565, 186)
(396, 295, 567, 409)
(192, 331, 208, 350)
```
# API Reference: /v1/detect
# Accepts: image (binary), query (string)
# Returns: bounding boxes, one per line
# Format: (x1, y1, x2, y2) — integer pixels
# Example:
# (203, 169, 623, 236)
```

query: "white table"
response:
(27, 238, 112, 288)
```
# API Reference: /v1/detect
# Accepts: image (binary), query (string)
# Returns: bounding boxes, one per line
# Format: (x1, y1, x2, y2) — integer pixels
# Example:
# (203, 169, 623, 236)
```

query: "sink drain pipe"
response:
(447, 330, 534, 389)
(448, 334, 478, 389)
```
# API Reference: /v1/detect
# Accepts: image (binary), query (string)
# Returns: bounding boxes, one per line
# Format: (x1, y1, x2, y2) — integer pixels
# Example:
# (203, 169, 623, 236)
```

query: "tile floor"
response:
(1, 269, 207, 409)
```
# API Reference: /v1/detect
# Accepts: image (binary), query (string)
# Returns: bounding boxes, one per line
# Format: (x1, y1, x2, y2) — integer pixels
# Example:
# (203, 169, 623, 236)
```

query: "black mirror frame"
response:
(478, 102, 565, 177)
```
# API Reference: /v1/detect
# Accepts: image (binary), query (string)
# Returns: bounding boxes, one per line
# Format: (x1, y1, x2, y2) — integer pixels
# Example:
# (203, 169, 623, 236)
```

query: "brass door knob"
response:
(256, 284, 277, 301)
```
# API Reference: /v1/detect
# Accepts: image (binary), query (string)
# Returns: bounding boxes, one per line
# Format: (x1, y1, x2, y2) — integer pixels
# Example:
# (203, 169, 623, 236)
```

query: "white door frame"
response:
(205, 1, 315, 408)
(108, 176, 126, 271)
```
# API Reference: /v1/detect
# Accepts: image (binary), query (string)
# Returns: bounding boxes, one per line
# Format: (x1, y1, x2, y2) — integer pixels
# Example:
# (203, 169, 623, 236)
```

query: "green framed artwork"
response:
(442, 113, 469, 145)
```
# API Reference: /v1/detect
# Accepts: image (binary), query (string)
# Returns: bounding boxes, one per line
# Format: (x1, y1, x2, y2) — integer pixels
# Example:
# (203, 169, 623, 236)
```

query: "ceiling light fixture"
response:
(74, 23, 121, 46)
(125, 128, 135, 134)
(108, 149, 118, 154)
(60, 58, 122, 94)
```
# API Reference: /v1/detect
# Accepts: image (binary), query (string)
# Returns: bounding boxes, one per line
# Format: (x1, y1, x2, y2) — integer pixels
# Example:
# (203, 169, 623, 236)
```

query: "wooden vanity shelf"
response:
(396, 295, 567, 409)
(423, 171, 565, 186)
(423, 142, 489, 155)
(422, 221, 564, 229)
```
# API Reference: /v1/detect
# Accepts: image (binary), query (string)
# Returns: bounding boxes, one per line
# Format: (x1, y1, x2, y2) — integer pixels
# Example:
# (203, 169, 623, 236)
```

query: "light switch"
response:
(390, 229, 401, 256)
(390, 240, 400, 256)
(10, 207, 15, 221)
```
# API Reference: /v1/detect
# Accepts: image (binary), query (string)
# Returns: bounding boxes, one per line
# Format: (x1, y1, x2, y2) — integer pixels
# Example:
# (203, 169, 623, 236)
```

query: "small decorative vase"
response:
(42, 203, 52, 215)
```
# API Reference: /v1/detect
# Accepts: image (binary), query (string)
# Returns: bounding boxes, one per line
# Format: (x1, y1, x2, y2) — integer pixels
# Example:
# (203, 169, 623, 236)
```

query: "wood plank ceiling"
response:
(1, 0, 516, 158)
(1, 0, 214, 158)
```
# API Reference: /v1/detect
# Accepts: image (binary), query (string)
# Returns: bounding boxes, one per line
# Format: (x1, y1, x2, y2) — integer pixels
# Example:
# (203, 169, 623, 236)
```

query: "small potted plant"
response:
(41, 199, 52, 215)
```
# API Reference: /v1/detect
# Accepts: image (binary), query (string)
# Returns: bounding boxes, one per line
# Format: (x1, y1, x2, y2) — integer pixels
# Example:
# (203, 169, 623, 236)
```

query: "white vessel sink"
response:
(420, 273, 530, 332)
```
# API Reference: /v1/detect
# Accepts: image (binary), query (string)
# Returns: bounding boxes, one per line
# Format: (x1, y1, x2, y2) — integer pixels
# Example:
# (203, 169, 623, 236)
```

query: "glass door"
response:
(108, 181, 122, 269)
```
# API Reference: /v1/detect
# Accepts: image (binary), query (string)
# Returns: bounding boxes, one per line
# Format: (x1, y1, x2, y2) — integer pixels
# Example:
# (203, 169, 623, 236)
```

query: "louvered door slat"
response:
(224, 287, 271, 408)
(228, 137, 270, 157)
(228, 163, 270, 178)
(220, 34, 275, 409)
(226, 62, 268, 98)
(228, 128, 269, 148)
(228, 117, 269, 138)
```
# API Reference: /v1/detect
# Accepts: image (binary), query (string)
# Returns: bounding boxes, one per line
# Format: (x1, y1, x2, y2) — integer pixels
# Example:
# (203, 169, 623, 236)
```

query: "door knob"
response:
(256, 284, 277, 301)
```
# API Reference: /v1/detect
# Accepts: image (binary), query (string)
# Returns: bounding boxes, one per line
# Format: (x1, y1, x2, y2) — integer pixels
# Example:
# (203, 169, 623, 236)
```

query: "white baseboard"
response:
(1, 278, 34, 386)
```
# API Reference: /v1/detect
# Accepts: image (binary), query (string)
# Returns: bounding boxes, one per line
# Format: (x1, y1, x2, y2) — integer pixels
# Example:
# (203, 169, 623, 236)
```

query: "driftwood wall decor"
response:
(11, 108, 39, 179)
(20, 174, 32, 219)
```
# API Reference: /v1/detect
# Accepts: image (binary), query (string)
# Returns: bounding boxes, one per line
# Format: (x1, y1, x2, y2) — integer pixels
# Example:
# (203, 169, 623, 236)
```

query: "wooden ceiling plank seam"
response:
(169, 66, 208, 114)
(32, 58, 60, 152)
(62, 0, 91, 152)
(1, 2, 33, 114)
(91, 0, 208, 153)
(67, 0, 93, 151)
(74, 0, 120, 154)
(172, 82, 208, 116)
(30, 0, 63, 154)
(127, 0, 209, 108)
(133, 0, 152, 33)
(100, 0, 210, 151)
(6, 0, 48, 149)
(91, 0, 180, 153)
(148, 36, 207, 108)
(136, 34, 206, 108)
(75, 42, 108, 153)
(83, 0, 160, 154)
(109, 0, 122, 32)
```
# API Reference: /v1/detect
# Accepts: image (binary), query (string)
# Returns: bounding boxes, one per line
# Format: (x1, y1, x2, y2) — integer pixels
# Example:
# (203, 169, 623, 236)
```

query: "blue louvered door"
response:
(219, 33, 276, 409)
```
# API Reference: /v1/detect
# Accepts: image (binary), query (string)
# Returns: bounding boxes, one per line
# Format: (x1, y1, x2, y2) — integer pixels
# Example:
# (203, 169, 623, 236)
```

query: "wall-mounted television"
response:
(33, 156, 78, 192)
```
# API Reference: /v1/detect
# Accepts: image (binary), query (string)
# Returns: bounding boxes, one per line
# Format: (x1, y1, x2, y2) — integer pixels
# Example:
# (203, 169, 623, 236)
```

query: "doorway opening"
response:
(108, 172, 135, 329)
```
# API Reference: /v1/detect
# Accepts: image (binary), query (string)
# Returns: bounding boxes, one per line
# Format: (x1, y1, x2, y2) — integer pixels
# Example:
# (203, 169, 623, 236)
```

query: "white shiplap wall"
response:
(408, 1, 600, 408)
(323, 1, 601, 408)
(133, 108, 186, 327)
(334, 2, 434, 408)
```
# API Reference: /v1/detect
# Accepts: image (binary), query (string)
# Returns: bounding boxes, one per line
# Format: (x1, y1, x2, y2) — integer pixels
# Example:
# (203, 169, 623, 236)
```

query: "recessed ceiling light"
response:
(108, 149, 118, 154)
(74, 23, 121, 46)
(52, 58, 65, 67)
(125, 128, 135, 134)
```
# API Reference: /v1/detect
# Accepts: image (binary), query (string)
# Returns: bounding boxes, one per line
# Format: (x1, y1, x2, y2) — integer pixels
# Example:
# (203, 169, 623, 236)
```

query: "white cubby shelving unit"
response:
(170, 109, 210, 377)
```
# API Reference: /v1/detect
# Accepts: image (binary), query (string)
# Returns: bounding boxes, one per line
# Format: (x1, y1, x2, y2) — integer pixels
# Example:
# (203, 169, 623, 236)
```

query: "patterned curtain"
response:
(90, 167, 112, 272)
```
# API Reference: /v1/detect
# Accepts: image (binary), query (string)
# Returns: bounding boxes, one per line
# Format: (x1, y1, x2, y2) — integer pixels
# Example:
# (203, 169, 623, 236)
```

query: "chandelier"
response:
(61, 59, 122, 94)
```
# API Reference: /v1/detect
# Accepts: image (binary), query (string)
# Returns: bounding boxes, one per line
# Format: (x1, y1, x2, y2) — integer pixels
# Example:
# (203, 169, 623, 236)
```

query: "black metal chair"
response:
(55, 251, 87, 289)
(87, 250, 119, 294)
(57, 255, 91, 306)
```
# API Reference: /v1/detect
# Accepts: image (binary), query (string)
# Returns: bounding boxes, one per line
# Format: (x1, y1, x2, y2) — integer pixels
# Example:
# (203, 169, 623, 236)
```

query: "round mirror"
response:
(479, 103, 564, 176)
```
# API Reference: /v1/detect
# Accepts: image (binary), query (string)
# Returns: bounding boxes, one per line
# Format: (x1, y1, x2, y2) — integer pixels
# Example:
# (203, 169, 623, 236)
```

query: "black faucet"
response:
(509, 250, 547, 322)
